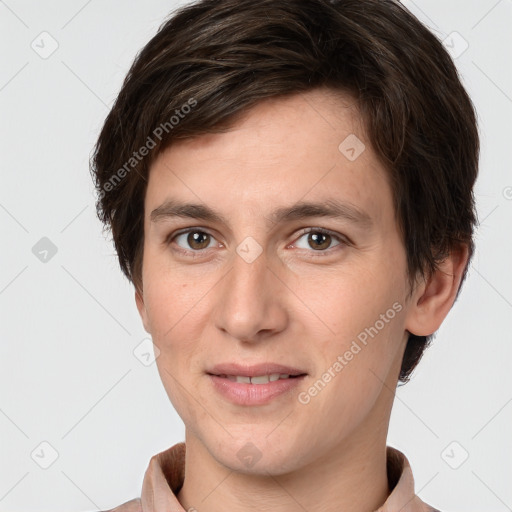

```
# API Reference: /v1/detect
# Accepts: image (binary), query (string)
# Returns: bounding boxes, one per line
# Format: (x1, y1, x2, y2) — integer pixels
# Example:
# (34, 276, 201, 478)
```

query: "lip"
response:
(206, 362, 308, 406)
(207, 362, 307, 378)
(208, 374, 307, 406)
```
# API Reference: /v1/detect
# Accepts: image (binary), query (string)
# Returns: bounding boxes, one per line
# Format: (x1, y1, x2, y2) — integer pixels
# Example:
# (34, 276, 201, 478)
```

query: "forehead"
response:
(145, 87, 392, 227)
(171, 88, 365, 163)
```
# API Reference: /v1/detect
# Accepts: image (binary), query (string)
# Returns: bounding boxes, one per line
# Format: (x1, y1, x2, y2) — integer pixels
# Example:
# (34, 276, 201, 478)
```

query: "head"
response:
(91, 0, 478, 473)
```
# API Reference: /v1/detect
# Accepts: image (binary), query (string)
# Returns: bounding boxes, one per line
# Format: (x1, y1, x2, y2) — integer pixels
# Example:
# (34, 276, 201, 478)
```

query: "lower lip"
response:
(208, 374, 307, 406)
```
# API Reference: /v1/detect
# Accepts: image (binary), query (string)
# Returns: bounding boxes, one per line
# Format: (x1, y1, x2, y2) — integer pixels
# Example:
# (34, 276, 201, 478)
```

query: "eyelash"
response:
(166, 227, 348, 259)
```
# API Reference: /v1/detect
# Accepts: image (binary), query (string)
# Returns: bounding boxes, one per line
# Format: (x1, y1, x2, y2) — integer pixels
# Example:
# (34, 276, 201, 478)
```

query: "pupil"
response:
(189, 231, 209, 249)
(310, 232, 329, 250)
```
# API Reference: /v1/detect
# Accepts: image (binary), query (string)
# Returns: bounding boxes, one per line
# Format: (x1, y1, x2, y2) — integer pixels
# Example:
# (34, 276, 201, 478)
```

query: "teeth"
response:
(224, 373, 292, 384)
(250, 375, 272, 384)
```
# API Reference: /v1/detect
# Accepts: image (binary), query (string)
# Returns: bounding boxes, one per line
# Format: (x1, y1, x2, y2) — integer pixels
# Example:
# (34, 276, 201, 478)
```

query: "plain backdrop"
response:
(1, 1, 511, 511)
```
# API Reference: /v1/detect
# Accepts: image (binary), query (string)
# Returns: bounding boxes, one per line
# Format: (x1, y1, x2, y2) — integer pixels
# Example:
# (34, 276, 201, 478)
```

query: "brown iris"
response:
(307, 232, 331, 250)
(187, 231, 211, 250)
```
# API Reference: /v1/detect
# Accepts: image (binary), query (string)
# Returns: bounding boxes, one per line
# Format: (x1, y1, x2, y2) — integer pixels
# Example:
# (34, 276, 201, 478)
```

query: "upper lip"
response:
(207, 362, 307, 377)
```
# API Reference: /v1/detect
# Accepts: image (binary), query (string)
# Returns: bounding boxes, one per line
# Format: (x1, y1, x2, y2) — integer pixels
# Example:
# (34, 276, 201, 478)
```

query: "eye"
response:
(292, 228, 345, 254)
(171, 229, 218, 252)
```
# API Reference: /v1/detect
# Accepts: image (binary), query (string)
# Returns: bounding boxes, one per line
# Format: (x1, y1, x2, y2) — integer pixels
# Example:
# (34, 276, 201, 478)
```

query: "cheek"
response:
(306, 256, 407, 395)
(142, 249, 204, 337)
(146, 279, 208, 422)
(300, 305, 406, 439)
(310, 263, 404, 339)
(143, 259, 211, 368)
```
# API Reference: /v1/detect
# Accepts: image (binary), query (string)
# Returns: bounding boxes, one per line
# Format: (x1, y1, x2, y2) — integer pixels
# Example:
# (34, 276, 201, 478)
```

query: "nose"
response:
(213, 246, 289, 344)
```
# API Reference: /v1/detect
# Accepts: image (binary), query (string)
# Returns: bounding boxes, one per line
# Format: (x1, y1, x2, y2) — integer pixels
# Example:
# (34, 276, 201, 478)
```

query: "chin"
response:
(207, 433, 306, 476)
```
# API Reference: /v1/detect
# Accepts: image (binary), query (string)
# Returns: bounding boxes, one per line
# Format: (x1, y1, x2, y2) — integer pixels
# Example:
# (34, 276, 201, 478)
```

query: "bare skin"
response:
(135, 87, 468, 512)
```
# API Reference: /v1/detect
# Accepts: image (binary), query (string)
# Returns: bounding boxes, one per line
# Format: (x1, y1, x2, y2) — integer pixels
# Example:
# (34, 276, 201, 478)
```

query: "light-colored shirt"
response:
(104, 442, 440, 512)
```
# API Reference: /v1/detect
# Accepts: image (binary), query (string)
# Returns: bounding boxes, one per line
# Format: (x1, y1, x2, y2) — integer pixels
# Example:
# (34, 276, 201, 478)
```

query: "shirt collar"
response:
(139, 442, 438, 512)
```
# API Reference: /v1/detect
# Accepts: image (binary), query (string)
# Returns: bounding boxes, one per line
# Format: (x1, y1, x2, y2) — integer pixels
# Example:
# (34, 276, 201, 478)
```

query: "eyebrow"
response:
(150, 198, 373, 228)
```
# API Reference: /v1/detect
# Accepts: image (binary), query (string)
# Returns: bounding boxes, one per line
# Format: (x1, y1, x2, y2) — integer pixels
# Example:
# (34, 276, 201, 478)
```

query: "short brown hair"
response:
(90, 0, 479, 382)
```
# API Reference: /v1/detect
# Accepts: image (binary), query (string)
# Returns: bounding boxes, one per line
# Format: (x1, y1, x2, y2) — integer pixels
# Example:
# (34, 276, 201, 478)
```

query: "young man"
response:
(91, 0, 479, 510)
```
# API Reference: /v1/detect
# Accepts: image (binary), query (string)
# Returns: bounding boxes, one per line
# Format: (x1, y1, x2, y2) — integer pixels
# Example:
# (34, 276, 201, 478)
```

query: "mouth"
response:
(206, 362, 308, 405)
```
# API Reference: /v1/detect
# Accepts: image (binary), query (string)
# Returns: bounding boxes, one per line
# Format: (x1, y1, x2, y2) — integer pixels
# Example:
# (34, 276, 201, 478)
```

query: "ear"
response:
(135, 287, 151, 334)
(405, 244, 470, 336)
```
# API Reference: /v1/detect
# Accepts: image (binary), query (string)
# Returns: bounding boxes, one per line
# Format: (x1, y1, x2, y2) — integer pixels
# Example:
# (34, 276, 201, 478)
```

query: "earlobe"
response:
(135, 287, 150, 334)
(405, 244, 469, 337)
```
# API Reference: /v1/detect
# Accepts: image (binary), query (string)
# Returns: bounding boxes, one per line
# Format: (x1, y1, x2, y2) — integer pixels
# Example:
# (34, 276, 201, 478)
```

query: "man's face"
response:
(136, 88, 412, 474)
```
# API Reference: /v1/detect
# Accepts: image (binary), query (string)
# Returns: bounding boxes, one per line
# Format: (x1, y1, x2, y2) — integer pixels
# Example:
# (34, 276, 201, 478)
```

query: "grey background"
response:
(1, 0, 511, 510)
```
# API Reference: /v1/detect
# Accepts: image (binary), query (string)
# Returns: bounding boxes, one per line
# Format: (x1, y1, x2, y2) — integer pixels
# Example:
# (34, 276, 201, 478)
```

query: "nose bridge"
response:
(214, 243, 285, 341)
(226, 246, 270, 311)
